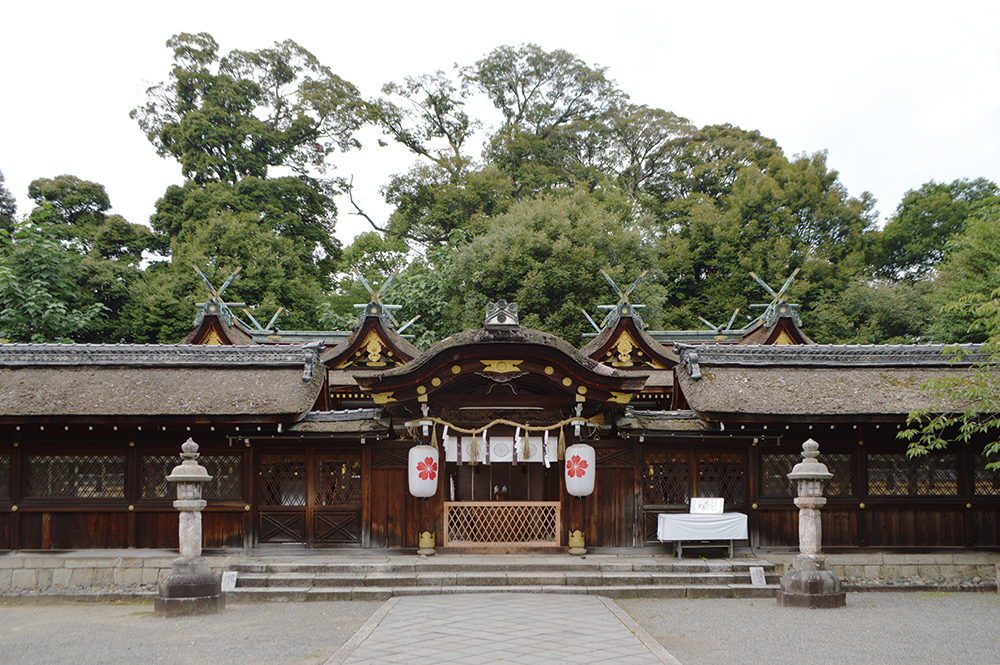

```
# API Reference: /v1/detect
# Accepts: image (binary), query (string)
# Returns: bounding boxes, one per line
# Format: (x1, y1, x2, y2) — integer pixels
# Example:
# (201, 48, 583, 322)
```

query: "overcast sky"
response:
(2, 0, 998, 243)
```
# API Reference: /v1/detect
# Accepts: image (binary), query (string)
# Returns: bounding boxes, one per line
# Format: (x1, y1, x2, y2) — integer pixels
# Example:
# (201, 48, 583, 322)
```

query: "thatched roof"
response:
(674, 344, 991, 421)
(0, 344, 325, 420)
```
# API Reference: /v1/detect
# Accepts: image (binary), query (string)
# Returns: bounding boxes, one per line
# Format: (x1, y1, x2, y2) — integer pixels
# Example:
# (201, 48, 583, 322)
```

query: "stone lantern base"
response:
(776, 555, 846, 609)
(154, 557, 225, 617)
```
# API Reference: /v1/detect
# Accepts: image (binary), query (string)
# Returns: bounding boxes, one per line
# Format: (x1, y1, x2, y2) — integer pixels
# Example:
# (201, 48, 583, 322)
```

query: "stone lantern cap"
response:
(787, 438, 832, 481)
(166, 438, 213, 484)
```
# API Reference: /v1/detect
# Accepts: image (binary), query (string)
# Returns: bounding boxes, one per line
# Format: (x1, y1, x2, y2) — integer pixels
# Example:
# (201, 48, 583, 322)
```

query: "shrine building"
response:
(0, 274, 997, 555)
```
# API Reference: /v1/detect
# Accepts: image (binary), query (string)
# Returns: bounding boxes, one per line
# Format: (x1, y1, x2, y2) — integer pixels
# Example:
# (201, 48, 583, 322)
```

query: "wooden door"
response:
(256, 447, 362, 546)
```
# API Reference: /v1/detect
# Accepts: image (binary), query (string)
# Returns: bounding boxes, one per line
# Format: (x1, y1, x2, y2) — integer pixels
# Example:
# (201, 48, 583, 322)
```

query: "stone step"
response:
(232, 569, 780, 589)
(230, 559, 771, 575)
(226, 583, 780, 601)
(226, 557, 781, 600)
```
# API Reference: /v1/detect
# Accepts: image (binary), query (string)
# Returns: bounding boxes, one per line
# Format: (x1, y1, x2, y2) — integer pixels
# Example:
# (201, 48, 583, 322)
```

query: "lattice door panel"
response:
(314, 510, 361, 544)
(258, 454, 307, 506)
(696, 452, 745, 506)
(444, 502, 560, 546)
(258, 511, 306, 543)
(26, 455, 125, 499)
(315, 454, 361, 507)
(642, 453, 689, 506)
(974, 452, 1000, 496)
(0, 454, 10, 501)
(867, 453, 958, 496)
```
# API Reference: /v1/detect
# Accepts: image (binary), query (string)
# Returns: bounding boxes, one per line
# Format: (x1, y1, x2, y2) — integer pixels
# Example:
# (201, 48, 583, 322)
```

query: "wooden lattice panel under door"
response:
(443, 501, 560, 547)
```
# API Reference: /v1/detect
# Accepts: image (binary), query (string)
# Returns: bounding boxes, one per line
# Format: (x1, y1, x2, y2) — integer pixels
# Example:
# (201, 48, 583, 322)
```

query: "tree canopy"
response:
(4, 37, 999, 351)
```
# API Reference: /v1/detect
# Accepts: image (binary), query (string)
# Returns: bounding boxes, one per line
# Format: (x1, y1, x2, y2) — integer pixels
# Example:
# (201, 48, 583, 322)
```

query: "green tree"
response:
(656, 147, 876, 331)
(929, 204, 1000, 343)
(129, 33, 361, 340)
(0, 218, 106, 342)
(0, 170, 16, 234)
(439, 188, 662, 343)
(901, 285, 1000, 470)
(132, 33, 367, 185)
(126, 176, 343, 341)
(875, 177, 1000, 280)
(471, 44, 627, 197)
(26, 175, 159, 342)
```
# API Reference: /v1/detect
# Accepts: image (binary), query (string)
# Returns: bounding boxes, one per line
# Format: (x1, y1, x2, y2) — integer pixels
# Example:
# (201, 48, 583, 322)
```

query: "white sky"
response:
(2, 0, 999, 244)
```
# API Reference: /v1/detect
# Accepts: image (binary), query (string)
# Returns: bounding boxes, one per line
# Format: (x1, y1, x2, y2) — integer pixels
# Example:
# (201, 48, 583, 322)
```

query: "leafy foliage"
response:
(132, 33, 367, 184)
(0, 170, 17, 234)
(901, 285, 1000, 469)
(0, 218, 106, 342)
(440, 189, 662, 343)
(875, 178, 999, 280)
(25, 175, 159, 342)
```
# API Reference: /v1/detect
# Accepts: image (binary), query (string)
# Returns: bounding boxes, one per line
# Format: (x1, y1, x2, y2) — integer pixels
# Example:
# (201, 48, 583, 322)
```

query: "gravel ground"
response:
(0, 599, 384, 665)
(618, 592, 1000, 665)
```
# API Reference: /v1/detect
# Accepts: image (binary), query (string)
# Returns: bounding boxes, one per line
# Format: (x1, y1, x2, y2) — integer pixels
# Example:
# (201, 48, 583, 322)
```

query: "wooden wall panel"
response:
(204, 512, 245, 548)
(967, 509, 999, 547)
(572, 442, 639, 548)
(18, 512, 130, 549)
(865, 507, 965, 547)
(135, 512, 179, 549)
(754, 509, 797, 548)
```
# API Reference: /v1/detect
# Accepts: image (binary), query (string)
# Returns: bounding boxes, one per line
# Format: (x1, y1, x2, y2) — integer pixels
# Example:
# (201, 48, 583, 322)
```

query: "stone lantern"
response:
(776, 438, 846, 608)
(154, 438, 226, 616)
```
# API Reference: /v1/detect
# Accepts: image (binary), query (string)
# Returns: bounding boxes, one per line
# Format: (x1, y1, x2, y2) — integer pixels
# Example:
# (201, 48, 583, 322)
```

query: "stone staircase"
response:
(226, 554, 780, 601)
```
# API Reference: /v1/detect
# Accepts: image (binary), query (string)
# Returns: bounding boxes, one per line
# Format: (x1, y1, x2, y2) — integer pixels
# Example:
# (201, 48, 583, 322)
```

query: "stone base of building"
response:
(776, 554, 846, 609)
(154, 556, 225, 617)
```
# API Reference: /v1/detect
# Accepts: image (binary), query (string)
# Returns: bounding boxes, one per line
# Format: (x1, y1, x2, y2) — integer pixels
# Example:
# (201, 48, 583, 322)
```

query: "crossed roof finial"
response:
(747, 268, 801, 328)
(582, 270, 648, 332)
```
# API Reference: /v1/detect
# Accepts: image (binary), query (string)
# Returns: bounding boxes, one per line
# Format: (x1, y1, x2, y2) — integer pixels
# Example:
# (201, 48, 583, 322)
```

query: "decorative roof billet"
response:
(675, 343, 992, 376)
(0, 343, 323, 379)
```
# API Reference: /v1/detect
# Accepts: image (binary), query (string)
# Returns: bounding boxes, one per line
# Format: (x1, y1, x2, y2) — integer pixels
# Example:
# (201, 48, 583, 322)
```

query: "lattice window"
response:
(203, 456, 243, 500)
(761, 452, 853, 498)
(0, 454, 9, 500)
(445, 503, 558, 545)
(258, 454, 307, 506)
(867, 453, 958, 496)
(142, 455, 174, 499)
(142, 454, 243, 500)
(642, 453, 689, 506)
(26, 455, 125, 499)
(697, 452, 745, 505)
(974, 451, 1000, 497)
(315, 454, 361, 507)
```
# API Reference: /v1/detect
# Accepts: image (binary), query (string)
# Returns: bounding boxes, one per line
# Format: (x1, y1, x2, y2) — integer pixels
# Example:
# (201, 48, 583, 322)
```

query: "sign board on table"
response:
(690, 497, 724, 514)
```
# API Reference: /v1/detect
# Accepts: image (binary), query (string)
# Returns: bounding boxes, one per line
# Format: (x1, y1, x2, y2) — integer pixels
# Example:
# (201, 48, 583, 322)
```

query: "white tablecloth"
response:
(657, 513, 748, 541)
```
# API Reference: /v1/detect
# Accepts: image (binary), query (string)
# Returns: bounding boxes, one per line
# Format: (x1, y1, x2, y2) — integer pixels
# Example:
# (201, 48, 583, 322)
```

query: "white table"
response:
(657, 513, 748, 558)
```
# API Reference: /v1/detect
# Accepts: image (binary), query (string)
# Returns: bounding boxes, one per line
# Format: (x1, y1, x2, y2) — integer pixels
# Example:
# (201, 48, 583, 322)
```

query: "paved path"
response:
(327, 594, 677, 665)
(2, 592, 1000, 665)
(619, 592, 1000, 665)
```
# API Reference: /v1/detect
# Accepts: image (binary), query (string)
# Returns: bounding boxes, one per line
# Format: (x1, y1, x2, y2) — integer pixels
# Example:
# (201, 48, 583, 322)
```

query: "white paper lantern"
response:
(564, 443, 595, 497)
(408, 445, 439, 498)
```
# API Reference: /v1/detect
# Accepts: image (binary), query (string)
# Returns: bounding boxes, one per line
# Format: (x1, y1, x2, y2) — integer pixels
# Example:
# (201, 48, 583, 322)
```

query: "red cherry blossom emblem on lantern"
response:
(417, 457, 438, 481)
(567, 455, 588, 478)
